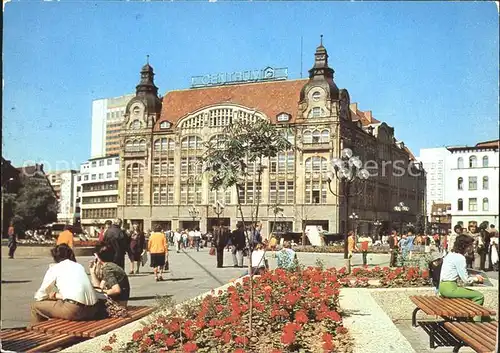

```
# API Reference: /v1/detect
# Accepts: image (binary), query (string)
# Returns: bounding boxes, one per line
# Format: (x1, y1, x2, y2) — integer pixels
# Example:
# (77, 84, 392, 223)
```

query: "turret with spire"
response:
(299, 35, 339, 103)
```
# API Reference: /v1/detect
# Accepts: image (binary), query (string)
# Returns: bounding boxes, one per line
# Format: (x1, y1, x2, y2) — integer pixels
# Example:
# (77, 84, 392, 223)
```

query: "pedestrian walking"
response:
(56, 225, 74, 249)
(127, 223, 145, 275)
(148, 225, 168, 282)
(358, 234, 372, 266)
(7, 222, 17, 259)
(231, 222, 246, 268)
(182, 230, 188, 249)
(173, 229, 182, 253)
(103, 219, 128, 269)
(213, 226, 229, 268)
(389, 230, 399, 267)
(193, 227, 202, 251)
(347, 231, 358, 267)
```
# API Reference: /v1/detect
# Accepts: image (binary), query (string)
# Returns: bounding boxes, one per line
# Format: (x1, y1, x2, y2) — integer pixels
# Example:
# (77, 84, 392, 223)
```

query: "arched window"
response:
(312, 130, 321, 143)
(483, 198, 489, 211)
(469, 155, 477, 168)
(457, 177, 463, 190)
(457, 157, 464, 169)
(483, 176, 489, 190)
(181, 136, 202, 150)
(321, 129, 329, 143)
(303, 130, 312, 144)
(457, 198, 463, 211)
(482, 156, 489, 167)
(139, 139, 146, 151)
(125, 140, 133, 151)
(154, 139, 161, 151)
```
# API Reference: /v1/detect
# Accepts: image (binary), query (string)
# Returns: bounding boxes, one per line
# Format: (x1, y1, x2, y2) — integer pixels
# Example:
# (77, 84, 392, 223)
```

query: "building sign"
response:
(191, 67, 288, 88)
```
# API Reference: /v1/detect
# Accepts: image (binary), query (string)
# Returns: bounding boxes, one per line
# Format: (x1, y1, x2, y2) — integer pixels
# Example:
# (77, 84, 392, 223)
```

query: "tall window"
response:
(303, 129, 329, 144)
(238, 181, 262, 204)
(125, 162, 144, 205)
(154, 138, 175, 152)
(181, 136, 203, 150)
(209, 189, 231, 205)
(482, 176, 489, 190)
(270, 151, 295, 174)
(468, 176, 477, 190)
(457, 198, 463, 211)
(269, 181, 294, 204)
(483, 198, 489, 211)
(304, 156, 328, 204)
(468, 198, 477, 211)
(152, 138, 175, 205)
(457, 177, 463, 190)
(469, 155, 477, 168)
(482, 156, 489, 167)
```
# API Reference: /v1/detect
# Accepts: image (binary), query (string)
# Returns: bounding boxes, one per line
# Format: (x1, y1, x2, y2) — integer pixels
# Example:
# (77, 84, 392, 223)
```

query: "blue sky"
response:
(3, 1, 498, 171)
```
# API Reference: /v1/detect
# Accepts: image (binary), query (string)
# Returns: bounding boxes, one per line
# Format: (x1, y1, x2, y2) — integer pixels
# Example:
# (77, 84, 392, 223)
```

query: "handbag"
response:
(104, 296, 129, 318)
(209, 247, 216, 256)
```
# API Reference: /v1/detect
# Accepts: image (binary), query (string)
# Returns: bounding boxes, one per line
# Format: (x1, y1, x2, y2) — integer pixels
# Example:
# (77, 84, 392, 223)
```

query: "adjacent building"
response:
(116, 41, 426, 235)
(79, 155, 120, 235)
(46, 170, 79, 224)
(418, 147, 450, 218)
(91, 94, 135, 158)
(446, 140, 499, 229)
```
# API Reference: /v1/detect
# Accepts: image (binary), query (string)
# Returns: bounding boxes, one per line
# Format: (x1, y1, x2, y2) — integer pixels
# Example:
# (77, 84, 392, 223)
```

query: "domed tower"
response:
(298, 36, 343, 121)
(124, 57, 163, 129)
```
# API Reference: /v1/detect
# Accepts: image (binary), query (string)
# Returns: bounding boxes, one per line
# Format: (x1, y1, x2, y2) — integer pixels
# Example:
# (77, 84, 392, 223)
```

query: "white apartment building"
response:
(91, 94, 134, 158)
(46, 170, 79, 224)
(79, 155, 120, 235)
(446, 140, 499, 229)
(418, 147, 450, 217)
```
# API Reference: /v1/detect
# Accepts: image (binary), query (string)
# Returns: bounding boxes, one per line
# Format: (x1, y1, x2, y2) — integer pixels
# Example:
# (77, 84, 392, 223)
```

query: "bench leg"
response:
(411, 307, 421, 327)
(453, 342, 464, 353)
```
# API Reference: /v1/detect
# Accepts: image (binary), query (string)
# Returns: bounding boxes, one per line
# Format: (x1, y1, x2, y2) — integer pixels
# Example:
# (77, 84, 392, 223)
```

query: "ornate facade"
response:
(117, 42, 426, 236)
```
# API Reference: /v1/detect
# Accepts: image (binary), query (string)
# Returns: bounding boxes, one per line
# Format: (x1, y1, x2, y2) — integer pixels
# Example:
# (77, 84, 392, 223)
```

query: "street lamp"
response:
(393, 202, 410, 234)
(188, 205, 200, 223)
(2, 178, 15, 237)
(348, 212, 359, 234)
(326, 147, 370, 273)
(212, 200, 225, 228)
(373, 219, 382, 240)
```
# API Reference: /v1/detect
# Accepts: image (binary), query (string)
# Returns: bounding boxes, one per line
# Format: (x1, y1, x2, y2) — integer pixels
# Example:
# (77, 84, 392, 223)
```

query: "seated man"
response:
(31, 244, 99, 324)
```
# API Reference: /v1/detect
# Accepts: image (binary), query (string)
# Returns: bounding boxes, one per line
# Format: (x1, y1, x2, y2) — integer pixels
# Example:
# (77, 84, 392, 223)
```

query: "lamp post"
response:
(188, 205, 200, 227)
(212, 200, 225, 228)
(326, 147, 370, 273)
(1, 178, 15, 237)
(349, 212, 359, 234)
(393, 202, 410, 234)
(373, 219, 382, 240)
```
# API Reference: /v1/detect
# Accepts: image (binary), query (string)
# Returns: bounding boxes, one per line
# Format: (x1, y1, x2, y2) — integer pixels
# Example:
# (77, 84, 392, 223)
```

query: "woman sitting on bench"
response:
(31, 244, 99, 324)
(439, 234, 485, 318)
(90, 243, 130, 308)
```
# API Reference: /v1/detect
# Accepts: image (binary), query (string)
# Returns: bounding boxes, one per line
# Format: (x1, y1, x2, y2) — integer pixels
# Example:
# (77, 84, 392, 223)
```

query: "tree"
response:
(13, 175, 57, 233)
(203, 118, 293, 333)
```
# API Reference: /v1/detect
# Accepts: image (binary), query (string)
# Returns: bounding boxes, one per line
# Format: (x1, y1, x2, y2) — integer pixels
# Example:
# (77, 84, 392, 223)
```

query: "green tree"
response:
(203, 118, 293, 333)
(13, 175, 57, 233)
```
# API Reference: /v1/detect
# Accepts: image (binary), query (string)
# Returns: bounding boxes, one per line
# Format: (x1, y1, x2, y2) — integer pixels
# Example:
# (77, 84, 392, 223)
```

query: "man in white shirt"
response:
(193, 227, 202, 252)
(31, 244, 99, 324)
(173, 229, 182, 253)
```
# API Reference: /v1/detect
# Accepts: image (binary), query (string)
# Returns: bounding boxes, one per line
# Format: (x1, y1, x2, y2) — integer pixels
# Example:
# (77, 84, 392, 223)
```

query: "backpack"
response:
(428, 257, 444, 289)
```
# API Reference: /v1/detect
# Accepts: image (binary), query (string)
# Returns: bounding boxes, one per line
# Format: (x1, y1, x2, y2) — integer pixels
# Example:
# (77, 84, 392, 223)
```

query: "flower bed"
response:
(335, 266, 430, 288)
(293, 246, 389, 254)
(102, 268, 352, 353)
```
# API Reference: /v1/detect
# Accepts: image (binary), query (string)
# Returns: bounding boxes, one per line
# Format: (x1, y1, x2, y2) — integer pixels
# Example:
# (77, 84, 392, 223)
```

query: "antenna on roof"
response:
(320, 34, 323, 46)
(300, 36, 303, 79)
(146, 55, 149, 64)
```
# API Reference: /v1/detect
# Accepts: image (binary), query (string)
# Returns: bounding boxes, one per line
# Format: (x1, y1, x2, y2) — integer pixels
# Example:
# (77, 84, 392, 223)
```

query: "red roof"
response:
(156, 79, 308, 130)
(476, 139, 499, 148)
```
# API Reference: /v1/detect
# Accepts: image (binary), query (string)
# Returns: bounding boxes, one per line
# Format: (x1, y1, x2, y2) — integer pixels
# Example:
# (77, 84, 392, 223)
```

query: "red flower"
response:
(132, 331, 143, 342)
(281, 330, 296, 345)
(184, 327, 194, 340)
(234, 349, 246, 353)
(322, 340, 335, 352)
(222, 330, 231, 344)
(143, 337, 153, 346)
(183, 342, 197, 353)
(164, 336, 176, 347)
(214, 329, 222, 337)
(295, 310, 309, 324)
(102, 345, 113, 352)
(234, 336, 249, 345)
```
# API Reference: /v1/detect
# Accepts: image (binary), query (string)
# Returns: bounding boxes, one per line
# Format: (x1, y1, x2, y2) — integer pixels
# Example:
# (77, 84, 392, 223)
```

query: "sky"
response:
(2, 1, 499, 171)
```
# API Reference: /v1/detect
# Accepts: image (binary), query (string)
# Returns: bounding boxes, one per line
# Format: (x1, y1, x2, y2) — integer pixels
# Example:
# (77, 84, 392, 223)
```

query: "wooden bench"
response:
(410, 295, 497, 350)
(0, 329, 81, 352)
(410, 295, 495, 327)
(27, 305, 155, 338)
(444, 321, 498, 353)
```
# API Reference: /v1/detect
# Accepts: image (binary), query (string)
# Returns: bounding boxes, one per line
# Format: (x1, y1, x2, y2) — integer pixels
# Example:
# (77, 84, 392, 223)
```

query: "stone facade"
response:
(117, 43, 426, 236)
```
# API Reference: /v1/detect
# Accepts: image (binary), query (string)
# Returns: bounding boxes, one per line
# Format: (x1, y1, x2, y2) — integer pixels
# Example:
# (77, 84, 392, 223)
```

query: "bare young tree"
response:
(203, 118, 293, 333)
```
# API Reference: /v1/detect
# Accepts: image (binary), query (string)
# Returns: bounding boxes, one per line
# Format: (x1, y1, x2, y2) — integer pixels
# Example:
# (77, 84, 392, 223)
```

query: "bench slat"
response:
(454, 298, 496, 316)
(444, 322, 496, 352)
(25, 335, 78, 353)
(440, 299, 478, 317)
(410, 296, 439, 315)
(1, 329, 76, 353)
(456, 322, 496, 347)
(411, 295, 495, 318)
